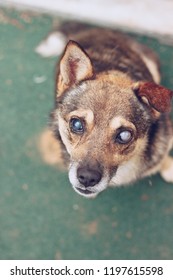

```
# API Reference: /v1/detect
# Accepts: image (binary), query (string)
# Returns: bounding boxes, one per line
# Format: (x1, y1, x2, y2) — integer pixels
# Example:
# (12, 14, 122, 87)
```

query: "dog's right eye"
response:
(69, 118, 85, 134)
(115, 129, 133, 144)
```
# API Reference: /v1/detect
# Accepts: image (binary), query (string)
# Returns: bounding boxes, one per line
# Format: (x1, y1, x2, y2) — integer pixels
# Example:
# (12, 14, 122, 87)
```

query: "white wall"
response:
(1, 0, 173, 39)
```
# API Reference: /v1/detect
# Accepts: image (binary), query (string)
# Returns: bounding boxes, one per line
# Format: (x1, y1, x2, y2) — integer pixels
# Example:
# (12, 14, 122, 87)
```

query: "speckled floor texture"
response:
(0, 7, 173, 260)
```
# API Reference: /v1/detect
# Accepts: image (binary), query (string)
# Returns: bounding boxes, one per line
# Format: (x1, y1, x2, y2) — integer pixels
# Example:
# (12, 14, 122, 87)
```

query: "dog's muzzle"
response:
(75, 165, 102, 196)
(69, 161, 109, 197)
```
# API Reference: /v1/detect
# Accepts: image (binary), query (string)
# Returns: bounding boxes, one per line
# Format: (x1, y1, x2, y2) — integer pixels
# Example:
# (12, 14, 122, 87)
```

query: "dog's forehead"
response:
(60, 79, 136, 120)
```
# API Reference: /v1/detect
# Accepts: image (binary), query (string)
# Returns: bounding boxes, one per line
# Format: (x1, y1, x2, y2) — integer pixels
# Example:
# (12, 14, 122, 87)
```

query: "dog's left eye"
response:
(70, 118, 84, 134)
(115, 130, 133, 144)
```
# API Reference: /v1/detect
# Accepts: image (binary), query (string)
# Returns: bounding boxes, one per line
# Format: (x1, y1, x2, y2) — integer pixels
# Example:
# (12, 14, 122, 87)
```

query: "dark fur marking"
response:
(68, 57, 80, 85)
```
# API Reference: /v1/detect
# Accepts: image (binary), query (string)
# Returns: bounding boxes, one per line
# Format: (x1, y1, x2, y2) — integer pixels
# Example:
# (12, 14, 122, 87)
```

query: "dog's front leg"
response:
(39, 129, 66, 168)
(160, 155, 173, 183)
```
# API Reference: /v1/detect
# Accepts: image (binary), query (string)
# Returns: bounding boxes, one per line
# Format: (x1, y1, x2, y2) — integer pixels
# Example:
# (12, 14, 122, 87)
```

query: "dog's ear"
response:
(133, 81, 173, 115)
(57, 40, 94, 97)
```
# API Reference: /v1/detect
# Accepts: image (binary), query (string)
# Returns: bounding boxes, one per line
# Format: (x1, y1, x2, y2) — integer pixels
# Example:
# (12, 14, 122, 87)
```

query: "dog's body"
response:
(38, 22, 173, 197)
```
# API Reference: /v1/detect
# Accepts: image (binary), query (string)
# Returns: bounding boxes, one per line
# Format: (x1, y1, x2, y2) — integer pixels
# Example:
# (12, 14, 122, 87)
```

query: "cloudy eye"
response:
(116, 130, 133, 144)
(70, 118, 84, 134)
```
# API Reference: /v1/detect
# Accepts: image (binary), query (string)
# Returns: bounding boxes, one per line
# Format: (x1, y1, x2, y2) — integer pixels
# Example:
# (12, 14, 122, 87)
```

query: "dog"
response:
(38, 22, 173, 198)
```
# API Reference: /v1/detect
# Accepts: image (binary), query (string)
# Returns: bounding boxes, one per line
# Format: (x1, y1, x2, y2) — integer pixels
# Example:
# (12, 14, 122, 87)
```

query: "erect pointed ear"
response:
(57, 40, 94, 97)
(133, 81, 173, 115)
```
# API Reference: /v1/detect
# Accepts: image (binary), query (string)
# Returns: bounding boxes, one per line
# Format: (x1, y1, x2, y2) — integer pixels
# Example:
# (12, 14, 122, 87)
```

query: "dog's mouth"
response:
(75, 187, 97, 198)
(76, 187, 93, 195)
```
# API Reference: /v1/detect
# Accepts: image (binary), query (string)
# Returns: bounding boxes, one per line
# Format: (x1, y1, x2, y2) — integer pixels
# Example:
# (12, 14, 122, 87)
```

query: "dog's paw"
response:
(35, 32, 66, 57)
(160, 156, 173, 183)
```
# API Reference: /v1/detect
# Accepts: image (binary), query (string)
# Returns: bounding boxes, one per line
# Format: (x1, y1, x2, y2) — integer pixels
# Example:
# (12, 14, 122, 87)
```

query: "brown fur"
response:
(39, 129, 65, 167)
(41, 22, 173, 197)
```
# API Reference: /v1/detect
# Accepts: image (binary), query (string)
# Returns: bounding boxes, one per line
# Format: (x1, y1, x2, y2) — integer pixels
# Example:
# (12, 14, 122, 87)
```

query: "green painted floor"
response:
(0, 7, 173, 260)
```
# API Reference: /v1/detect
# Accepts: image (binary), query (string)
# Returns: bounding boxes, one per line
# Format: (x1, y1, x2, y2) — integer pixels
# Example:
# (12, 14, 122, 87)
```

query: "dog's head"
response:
(53, 40, 172, 197)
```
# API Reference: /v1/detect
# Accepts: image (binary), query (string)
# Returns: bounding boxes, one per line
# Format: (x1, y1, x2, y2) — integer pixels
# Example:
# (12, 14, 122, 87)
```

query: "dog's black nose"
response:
(77, 166, 102, 187)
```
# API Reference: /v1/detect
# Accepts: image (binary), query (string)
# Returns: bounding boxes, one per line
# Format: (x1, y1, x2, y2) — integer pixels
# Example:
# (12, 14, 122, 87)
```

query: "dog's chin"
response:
(73, 186, 99, 198)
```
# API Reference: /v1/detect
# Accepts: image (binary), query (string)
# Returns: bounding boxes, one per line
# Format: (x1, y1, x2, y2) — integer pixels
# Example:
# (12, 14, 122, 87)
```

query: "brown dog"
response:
(39, 22, 173, 198)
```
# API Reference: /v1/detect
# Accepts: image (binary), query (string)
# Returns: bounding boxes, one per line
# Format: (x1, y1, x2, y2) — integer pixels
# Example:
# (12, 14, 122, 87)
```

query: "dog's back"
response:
(58, 22, 160, 83)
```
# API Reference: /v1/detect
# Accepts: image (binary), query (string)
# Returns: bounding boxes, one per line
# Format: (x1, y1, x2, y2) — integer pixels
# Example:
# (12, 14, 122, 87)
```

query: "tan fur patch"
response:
(39, 129, 65, 168)
(110, 137, 148, 185)
(160, 156, 173, 183)
(109, 116, 136, 131)
(140, 54, 161, 84)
